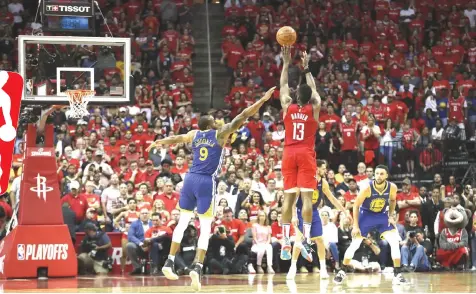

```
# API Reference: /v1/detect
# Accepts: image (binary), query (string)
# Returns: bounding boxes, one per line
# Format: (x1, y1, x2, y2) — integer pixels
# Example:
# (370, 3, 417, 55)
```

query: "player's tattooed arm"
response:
(300, 51, 320, 121)
(218, 87, 276, 139)
(146, 130, 197, 151)
(322, 179, 352, 221)
(280, 46, 292, 111)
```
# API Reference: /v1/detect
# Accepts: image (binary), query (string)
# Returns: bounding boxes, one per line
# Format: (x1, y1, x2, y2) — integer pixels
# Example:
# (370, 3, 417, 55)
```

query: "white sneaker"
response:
(248, 264, 256, 274)
(268, 266, 275, 274)
(333, 270, 346, 284)
(470, 266, 476, 271)
(320, 269, 329, 279)
(287, 265, 297, 280)
(300, 266, 308, 273)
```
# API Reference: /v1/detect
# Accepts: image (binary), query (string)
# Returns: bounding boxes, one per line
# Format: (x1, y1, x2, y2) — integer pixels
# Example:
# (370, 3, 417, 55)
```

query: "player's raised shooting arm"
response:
(146, 130, 197, 152)
(218, 87, 276, 138)
(280, 46, 292, 110)
(388, 183, 398, 218)
(301, 51, 321, 119)
(352, 187, 369, 228)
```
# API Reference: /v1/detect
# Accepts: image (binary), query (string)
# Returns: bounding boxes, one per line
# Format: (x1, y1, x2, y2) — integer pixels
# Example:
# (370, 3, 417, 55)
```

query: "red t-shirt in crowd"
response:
(61, 194, 88, 222)
(154, 192, 179, 213)
(145, 225, 173, 238)
(221, 218, 247, 243)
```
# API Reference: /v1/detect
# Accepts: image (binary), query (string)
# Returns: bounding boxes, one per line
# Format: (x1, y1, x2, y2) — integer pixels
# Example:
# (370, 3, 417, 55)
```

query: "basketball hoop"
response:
(65, 90, 94, 119)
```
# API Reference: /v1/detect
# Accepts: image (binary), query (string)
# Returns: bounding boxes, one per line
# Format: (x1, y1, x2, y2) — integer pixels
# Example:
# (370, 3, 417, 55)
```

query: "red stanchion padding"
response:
(17, 147, 64, 225)
(0, 225, 77, 278)
(0, 124, 77, 278)
(75, 232, 133, 274)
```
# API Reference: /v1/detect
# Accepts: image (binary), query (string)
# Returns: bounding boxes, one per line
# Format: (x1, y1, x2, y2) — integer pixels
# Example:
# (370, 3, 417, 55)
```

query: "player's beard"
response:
(375, 179, 386, 186)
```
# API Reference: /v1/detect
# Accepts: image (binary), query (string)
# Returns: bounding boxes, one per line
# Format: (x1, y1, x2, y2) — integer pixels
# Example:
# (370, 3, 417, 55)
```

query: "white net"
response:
(66, 90, 94, 119)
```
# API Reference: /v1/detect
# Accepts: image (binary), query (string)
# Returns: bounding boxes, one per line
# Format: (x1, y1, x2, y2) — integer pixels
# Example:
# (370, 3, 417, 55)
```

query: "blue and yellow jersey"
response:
(189, 130, 224, 176)
(297, 178, 324, 212)
(360, 180, 397, 214)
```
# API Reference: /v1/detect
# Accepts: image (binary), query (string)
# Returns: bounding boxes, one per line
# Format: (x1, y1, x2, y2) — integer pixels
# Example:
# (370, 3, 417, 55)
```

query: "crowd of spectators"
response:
(0, 0, 475, 276)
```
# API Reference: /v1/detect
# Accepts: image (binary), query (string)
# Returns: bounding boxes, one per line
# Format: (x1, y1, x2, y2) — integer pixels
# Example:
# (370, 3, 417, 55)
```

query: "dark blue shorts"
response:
(296, 209, 323, 239)
(179, 173, 216, 217)
(359, 209, 394, 237)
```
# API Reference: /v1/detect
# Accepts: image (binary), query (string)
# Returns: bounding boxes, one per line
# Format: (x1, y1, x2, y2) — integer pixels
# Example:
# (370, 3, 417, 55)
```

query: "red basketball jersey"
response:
(448, 96, 465, 123)
(341, 121, 358, 151)
(443, 228, 462, 243)
(284, 104, 318, 149)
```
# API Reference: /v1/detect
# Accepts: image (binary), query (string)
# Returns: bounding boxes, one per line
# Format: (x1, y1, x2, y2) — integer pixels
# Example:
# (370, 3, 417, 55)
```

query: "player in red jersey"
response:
(279, 47, 321, 261)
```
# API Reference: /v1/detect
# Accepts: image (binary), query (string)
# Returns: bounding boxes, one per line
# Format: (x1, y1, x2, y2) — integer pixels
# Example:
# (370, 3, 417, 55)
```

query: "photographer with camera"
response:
(77, 223, 112, 275)
(206, 224, 236, 274)
(346, 230, 381, 273)
(173, 224, 198, 276)
(400, 230, 432, 272)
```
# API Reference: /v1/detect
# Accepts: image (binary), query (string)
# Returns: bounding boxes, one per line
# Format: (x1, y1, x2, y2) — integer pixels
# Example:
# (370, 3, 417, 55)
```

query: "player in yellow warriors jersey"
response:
(334, 165, 409, 285)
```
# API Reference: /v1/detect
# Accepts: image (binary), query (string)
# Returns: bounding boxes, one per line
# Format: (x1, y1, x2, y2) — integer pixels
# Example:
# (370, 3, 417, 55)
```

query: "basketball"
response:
(276, 26, 297, 46)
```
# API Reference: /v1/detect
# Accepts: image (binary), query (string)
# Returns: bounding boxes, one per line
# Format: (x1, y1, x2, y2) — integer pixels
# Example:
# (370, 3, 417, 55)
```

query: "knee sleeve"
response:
(344, 238, 363, 259)
(172, 212, 193, 244)
(197, 215, 213, 251)
(383, 231, 401, 260)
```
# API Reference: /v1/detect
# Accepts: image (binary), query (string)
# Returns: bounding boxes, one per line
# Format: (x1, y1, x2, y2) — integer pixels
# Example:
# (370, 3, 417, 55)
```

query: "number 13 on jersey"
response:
(293, 122, 304, 141)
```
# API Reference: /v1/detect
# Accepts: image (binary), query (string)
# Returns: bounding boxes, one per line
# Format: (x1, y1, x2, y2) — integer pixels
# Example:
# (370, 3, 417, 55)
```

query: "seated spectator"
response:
(321, 210, 340, 271)
(126, 208, 153, 275)
(250, 210, 274, 274)
(77, 207, 100, 233)
(335, 170, 352, 197)
(337, 213, 352, 263)
(114, 198, 140, 228)
(405, 210, 423, 232)
(144, 213, 173, 275)
(270, 211, 294, 272)
(401, 230, 432, 272)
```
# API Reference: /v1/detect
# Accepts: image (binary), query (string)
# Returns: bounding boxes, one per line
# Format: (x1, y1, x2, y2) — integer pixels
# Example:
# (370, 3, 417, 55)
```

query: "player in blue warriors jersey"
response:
(334, 165, 408, 285)
(146, 87, 275, 291)
(287, 160, 350, 280)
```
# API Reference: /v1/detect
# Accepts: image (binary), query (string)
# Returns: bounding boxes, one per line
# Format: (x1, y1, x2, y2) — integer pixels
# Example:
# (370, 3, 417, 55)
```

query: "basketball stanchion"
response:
(0, 124, 77, 279)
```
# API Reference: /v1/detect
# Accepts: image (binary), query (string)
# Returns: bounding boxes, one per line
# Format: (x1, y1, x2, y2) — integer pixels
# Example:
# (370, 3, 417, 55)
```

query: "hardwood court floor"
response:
(1, 272, 475, 293)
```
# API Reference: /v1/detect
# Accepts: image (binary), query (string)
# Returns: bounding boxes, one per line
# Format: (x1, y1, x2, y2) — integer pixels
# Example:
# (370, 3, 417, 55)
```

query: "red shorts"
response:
(282, 148, 317, 190)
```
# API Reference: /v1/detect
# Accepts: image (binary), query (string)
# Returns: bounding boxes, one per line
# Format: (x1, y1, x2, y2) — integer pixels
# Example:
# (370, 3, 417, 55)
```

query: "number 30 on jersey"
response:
(293, 122, 304, 141)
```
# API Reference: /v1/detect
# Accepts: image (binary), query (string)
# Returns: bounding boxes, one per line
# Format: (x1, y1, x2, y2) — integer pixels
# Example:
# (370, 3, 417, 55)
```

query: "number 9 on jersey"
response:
(199, 147, 208, 161)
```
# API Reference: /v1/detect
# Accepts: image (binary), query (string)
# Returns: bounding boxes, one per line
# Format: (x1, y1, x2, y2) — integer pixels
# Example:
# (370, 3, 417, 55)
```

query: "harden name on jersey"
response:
(18, 244, 69, 261)
(290, 112, 309, 121)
